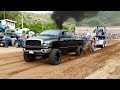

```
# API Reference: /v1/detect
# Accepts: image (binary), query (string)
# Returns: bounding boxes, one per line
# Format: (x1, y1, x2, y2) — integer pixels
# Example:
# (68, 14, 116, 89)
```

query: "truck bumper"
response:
(23, 48, 51, 56)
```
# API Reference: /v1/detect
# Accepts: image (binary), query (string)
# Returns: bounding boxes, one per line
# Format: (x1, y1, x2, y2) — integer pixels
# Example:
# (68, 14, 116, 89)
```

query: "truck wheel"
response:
(101, 44, 106, 48)
(101, 45, 104, 48)
(24, 52, 36, 62)
(102, 41, 106, 48)
(103, 42, 106, 48)
(48, 49, 61, 65)
(104, 43, 106, 47)
(76, 46, 83, 56)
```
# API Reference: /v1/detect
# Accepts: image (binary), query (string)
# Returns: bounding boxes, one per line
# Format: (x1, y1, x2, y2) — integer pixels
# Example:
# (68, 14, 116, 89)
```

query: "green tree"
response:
(0, 11, 20, 20)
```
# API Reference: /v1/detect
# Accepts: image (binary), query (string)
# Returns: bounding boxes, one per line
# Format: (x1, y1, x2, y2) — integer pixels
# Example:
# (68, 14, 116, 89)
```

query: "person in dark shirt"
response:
(4, 33, 11, 48)
(101, 30, 105, 35)
(82, 35, 88, 41)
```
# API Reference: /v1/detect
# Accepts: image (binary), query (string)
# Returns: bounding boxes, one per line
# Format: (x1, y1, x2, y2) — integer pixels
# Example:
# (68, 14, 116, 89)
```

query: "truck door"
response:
(59, 31, 69, 49)
(65, 31, 74, 47)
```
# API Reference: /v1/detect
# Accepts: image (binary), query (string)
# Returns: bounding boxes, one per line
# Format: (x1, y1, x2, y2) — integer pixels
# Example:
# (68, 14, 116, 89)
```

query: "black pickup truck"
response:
(23, 30, 84, 65)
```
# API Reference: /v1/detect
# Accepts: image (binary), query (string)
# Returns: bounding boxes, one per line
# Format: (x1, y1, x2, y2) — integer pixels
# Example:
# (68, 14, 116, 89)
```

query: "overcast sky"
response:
(20, 11, 53, 14)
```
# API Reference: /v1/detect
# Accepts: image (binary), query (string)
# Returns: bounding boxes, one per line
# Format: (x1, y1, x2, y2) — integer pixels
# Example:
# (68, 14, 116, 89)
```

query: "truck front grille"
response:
(26, 40, 41, 47)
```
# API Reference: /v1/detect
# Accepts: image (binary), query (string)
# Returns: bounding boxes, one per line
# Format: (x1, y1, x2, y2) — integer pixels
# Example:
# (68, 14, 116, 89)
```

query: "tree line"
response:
(0, 11, 75, 33)
(2, 11, 120, 33)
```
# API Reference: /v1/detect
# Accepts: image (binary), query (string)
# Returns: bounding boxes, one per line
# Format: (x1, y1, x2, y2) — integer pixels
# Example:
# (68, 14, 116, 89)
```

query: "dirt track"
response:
(0, 40, 120, 79)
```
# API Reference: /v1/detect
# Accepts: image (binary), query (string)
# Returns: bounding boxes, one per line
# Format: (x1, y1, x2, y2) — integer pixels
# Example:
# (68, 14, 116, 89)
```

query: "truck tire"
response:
(103, 42, 106, 48)
(101, 45, 104, 48)
(104, 43, 106, 47)
(24, 52, 36, 62)
(76, 46, 83, 56)
(101, 44, 106, 48)
(48, 49, 61, 65)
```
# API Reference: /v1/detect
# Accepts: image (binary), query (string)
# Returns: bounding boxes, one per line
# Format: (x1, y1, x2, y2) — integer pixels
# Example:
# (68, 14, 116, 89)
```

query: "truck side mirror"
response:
(60, 35, 64, 38)
(58, 34, 64, 40)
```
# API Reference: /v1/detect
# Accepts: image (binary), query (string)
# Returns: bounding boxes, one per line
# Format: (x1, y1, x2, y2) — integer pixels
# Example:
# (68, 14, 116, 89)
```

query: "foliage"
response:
(78, 11, 120, 26)
(0, 11, 20, 20)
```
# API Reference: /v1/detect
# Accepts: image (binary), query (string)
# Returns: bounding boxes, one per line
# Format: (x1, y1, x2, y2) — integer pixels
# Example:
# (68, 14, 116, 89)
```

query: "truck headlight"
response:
(43, 43, 50, 47)
(43, 43, 47, 46)
(43, 41, 52, 47)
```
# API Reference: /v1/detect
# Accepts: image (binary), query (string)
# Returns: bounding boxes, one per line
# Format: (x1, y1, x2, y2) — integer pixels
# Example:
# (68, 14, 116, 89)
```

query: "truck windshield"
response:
(39, 30, 60, 36)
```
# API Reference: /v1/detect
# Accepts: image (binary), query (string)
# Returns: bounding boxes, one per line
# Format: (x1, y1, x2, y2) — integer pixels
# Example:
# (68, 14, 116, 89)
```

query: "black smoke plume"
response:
(51, 11, 99, 29)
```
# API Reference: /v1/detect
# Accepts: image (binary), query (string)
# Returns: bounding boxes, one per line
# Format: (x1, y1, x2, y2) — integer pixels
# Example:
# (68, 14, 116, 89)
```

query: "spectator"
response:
(82, 35, 88, 41)
(19, 34, 26, 48)
(25, 34, 29, 38)
(4, 33, 11, 48)
(101, 30, 105, 35)
(14, 34, 20, 47)
(11, 33, 17, 46)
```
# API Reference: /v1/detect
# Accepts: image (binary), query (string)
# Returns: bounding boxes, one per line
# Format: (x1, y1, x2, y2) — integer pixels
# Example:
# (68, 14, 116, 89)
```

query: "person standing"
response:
(11, 33, 17, 46)
(19, 34, 26, 48)
(4, 33, 11, 48)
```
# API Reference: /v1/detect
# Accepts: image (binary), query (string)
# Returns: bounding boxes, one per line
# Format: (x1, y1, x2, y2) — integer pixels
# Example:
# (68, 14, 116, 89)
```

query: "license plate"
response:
(29, 51, 34, 54)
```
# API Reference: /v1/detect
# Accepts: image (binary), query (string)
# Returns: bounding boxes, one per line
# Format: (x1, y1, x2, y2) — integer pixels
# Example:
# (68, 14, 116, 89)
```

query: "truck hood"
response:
(26, 36, 58, 46)
(27, 35, 58, 41)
